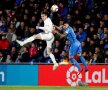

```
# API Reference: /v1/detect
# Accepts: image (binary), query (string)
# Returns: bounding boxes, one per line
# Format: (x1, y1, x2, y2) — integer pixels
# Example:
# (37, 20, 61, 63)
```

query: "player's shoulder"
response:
(44, 18, 52, 25)
(65, 28, 69, 34)
(68, 26, 73, 30)
(46, 18, 52, 23)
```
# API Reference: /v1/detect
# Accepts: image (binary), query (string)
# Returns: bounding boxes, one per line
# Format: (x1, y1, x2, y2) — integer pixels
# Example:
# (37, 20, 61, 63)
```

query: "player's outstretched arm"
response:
(55, 30, 67, 39)
(54, 25, 63, 31)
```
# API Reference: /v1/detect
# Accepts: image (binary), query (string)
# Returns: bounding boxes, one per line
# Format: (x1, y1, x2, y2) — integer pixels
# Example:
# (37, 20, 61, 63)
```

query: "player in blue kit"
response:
(54, 21, 88, 74)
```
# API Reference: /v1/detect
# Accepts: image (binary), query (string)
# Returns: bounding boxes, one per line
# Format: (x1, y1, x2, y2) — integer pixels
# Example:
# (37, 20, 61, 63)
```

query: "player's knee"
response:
(77, 53, 82, 56)
(47, 50, 51, 55)
(46, 48, 51, 54)
(34, 34, 41, 39)
(47, 52, 52, 57)
(69, 58, 76, 64)
(32, 35, 37, 39)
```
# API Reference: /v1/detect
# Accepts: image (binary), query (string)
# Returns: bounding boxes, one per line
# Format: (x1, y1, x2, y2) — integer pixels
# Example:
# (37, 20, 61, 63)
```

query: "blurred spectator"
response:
(94, 47, 104, 63)
(0, 52, 5, 63)
(59, 50, 67, 62)
(0, 34, 10, 50)
(90, 53, 98, 64)
(93, 34, 100, 44)
(0, 21, 7, 32)
(97, 28, 104, 40)
(23, 14, 29, 26)
(59, 50, 69, 65)
(76, 27, 87, 42)
(99, 40, 104, 51)
(10, 47, 18, 62)
(28, 27, 36, 37)
(29, 15, 37, 28)
(6, 54, 12, 64)
(6, 28, 17, 44)
(104, 49, 108, 63)
(66, 13, 73, 26)
(87, 26, 96, 38)
(0, 0, 107, 64)
(15, 21, 25, 40)
(64, 39, 70, 53)
(88, 39, 96, 53)
(15, 53, 21, 63)
(58, 2, 68, 19)
(53, 48, 60, 63)
(16, 0, 23, 5)
(29, 43, 38, 62)
(52, 40, 62, 54)
(20, 46, 29, 62)
(103, 14, 108, 28)
(81, 41, 87, 52)
(24, 26, 29, 38)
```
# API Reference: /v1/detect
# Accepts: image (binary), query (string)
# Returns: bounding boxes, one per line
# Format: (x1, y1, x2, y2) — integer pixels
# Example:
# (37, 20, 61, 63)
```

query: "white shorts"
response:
(39, 32, 54, 48)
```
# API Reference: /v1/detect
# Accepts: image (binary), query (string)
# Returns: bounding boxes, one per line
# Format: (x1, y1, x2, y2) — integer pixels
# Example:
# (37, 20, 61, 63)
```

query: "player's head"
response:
(41, 11, 49, 21)
(63, 21, 69, 29)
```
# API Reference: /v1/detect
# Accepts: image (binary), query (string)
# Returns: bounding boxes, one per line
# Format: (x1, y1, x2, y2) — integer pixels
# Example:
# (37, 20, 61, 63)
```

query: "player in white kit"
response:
(16, 11, 58, 70)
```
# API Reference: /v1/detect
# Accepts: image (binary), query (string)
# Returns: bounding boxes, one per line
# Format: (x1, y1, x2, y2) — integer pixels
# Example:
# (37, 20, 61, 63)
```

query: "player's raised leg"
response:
(16, 34, 41, 46)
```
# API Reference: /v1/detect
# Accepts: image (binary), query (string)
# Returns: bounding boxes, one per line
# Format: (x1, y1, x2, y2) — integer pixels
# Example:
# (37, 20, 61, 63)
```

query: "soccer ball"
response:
(51, 4, 59, 12)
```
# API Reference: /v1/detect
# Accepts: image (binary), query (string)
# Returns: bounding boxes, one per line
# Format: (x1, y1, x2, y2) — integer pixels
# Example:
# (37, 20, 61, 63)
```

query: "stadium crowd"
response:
(0, 0, 108, 64)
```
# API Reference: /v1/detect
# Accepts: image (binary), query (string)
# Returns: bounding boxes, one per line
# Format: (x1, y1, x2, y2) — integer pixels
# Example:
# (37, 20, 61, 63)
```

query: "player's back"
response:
(65, 26, 80, 45)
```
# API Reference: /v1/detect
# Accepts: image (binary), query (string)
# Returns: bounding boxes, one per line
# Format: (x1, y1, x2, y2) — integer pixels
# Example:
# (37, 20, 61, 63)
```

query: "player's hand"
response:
(36, 26, 39, 29)
(52, 30, 57, 34)
(52, 24, 55, 29)
(53, 25, 57, 29)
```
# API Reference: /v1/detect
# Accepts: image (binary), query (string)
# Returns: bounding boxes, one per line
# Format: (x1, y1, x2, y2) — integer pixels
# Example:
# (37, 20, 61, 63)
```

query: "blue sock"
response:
(70, 58, 81, 70)
(79, 56, 88, 69)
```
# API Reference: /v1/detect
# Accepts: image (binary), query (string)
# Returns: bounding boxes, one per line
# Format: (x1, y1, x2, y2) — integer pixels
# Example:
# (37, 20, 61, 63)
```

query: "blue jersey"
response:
(64, 26, 82, 56)
(64, 26, 78, 44)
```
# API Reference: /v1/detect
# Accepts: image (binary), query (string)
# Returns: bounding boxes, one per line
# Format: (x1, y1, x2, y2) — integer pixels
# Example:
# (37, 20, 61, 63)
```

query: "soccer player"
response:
(54, 21, 88, 74)
(16, 11, 59, 70)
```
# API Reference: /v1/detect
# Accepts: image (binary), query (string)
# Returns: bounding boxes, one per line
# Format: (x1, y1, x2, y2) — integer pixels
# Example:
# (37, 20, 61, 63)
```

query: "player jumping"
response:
(54, 21, 88, 75)
(16, 11, 59, 70)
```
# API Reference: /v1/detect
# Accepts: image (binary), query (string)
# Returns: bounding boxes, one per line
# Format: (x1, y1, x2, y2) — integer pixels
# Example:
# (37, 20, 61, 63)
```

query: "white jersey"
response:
(44, 18, 53, 33)
(38, 17, 54, 48)
(38, 17, 53, 33)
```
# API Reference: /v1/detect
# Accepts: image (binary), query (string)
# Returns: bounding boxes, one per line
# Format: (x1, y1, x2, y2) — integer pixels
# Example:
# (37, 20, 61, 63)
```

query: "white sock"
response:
(23, 36, 35, 45)
(49, 53, 57, 64)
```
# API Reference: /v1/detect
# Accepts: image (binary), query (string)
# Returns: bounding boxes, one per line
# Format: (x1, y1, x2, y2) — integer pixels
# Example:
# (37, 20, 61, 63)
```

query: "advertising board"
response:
(0, 65, 38, 85)
(38, 65, 108, 86)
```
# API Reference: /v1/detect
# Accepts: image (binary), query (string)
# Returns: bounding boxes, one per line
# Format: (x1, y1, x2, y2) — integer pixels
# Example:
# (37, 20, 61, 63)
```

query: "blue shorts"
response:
(69, 41, 82, 56)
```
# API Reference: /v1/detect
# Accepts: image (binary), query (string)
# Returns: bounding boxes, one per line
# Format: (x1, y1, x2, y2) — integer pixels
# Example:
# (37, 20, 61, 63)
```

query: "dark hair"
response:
(63, 20, 69, 25)
(41, 11, 49, 16)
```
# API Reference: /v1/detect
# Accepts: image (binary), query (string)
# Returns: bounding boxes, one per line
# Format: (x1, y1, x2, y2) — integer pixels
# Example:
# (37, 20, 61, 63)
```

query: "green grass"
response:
(0, 86, 108, 90)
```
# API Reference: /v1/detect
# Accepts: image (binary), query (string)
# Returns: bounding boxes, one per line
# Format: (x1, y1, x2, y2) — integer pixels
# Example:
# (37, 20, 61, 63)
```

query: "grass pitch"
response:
(0, 86, 108, 90)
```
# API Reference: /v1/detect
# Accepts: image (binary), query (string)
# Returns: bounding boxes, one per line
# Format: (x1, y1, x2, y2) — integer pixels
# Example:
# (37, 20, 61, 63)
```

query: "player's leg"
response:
(16, 34, 42, 46)
(78, 53, 88, 72)
(46, 33, 58, 70)
(69, 56, 82, 71)
(69, 45, 82, 71)
(77, 46, 88, 72)
(47, 47, 58, 70)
